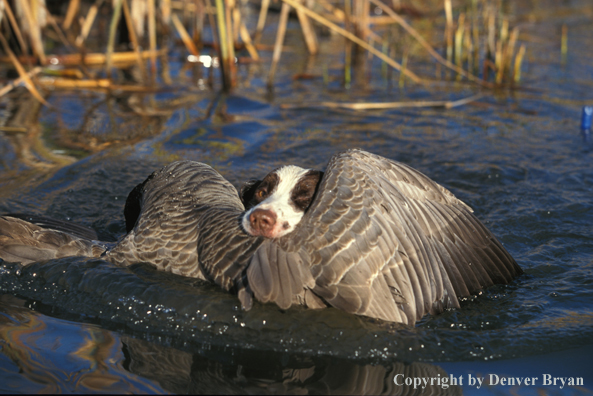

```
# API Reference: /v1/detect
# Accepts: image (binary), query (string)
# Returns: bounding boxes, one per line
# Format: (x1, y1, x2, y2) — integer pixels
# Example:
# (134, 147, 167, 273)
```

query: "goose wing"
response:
(246, 149, 521, 324)
(106, 160, 263, 291)
(0, 216, 106, 264)
(2, 213, 99, 240)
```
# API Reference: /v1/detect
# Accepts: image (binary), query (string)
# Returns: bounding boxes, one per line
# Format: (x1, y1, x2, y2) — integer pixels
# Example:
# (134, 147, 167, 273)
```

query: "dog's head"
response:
(240, 166, 323, 239)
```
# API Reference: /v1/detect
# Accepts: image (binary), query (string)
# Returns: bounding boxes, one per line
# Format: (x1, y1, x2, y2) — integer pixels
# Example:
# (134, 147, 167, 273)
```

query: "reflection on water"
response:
(0, 294, 462, 395)
(0, 295, 166, 394)
(123, 336, 462, 395)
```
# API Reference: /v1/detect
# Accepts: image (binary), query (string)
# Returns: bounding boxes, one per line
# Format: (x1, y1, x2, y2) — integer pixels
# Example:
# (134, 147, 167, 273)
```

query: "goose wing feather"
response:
(3, 213, 99, 240)
(246, 240, 315, 309)
(106, 161, 263, 290)
(246, 149, 521, 323)
(0, 216, 106, 264)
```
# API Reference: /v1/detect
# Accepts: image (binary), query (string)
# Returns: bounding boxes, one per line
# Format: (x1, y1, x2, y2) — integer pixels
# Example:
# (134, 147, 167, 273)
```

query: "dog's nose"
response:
(249, 209, 277, 237)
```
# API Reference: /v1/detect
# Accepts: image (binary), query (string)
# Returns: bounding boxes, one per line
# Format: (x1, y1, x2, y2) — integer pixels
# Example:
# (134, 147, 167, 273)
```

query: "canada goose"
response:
(0, 149, 522, 324)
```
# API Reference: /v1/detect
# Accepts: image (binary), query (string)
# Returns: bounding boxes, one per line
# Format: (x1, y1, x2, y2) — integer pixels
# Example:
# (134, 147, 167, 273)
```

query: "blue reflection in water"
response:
(0, 295, 167, 394)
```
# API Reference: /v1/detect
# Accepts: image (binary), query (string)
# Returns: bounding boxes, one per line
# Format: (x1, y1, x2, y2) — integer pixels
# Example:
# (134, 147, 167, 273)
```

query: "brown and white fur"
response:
(240, 166, 323, 239)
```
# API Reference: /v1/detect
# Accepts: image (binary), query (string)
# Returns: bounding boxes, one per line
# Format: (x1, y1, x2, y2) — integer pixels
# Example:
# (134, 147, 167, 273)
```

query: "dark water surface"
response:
(1, 2, 593, 394)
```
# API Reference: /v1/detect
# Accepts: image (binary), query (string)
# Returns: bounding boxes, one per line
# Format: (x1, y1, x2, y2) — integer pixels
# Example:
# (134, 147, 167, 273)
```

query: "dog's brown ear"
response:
(240, 179, 262, 209)
(291, 170, 324, 211)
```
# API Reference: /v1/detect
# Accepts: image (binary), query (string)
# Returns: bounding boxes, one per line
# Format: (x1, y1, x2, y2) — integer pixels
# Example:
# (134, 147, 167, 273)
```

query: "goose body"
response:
(0, 149, 522, 324)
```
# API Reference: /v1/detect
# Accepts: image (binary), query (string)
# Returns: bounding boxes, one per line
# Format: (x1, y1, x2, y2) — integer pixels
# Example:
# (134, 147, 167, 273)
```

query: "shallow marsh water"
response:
(1, 1, 593, 394)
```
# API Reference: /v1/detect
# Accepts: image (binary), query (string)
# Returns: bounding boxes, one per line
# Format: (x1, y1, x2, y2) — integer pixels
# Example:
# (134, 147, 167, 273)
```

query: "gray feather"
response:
(245, 149, 522, 324)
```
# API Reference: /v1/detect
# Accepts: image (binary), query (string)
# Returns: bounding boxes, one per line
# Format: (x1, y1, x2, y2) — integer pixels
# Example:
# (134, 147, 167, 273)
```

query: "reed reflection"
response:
(0, 294, 166, 394)
(121, 335, 462, 395)
(0, 293, 461, 394)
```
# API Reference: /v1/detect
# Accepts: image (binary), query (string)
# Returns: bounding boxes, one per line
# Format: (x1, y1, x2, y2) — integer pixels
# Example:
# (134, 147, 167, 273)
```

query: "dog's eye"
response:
(256, 189, 266, 198)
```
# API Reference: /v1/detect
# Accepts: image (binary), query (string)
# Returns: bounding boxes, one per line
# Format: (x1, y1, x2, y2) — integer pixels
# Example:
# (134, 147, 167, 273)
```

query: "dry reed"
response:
(0, 66, 43, 98)
(148, 0, 157, 75)
(19, 0, 46, 63)
(295, 0, 318, 55)
(444, 0, 453, 65)
(440, 0, 526, 87)
(0, 34, 47, 105)
(0, 0, 530, 107)
(281, 0, 422, 83)
(106, 0, 124, 76)
(3, 0, 29, 57)
(62, 0, 80, 30)
(76, 0, 103, 47)
(254, 0, 270, 44)
(561, 24, 567, 65)
(172, 13, 200, 56)
(122, 0, 148, 80)
(281, 93, 485, 110)
(268, 2, 291, 87)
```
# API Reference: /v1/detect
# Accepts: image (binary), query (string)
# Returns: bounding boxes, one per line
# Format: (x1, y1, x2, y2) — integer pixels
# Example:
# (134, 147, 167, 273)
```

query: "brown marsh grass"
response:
(0, 0, 531, 108)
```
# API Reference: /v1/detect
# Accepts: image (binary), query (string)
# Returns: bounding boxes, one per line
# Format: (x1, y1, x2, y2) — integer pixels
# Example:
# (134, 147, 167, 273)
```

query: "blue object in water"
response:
(582, 106, 593, 130)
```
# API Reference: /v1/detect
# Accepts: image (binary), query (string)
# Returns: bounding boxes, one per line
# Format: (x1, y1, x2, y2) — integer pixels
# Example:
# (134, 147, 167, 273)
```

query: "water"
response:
(1, 1, 593, 394)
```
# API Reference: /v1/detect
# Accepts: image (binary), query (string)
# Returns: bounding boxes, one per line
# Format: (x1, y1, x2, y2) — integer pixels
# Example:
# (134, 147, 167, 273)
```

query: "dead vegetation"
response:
(0, 0, 530, 106)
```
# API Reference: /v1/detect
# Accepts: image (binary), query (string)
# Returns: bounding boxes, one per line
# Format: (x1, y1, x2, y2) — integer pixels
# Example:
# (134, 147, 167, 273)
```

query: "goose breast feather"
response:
(243, 149, 522, 324)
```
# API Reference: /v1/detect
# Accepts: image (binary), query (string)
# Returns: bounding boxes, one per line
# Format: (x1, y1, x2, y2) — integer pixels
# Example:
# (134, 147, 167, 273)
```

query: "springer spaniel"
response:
(240, 166, 323, 239)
